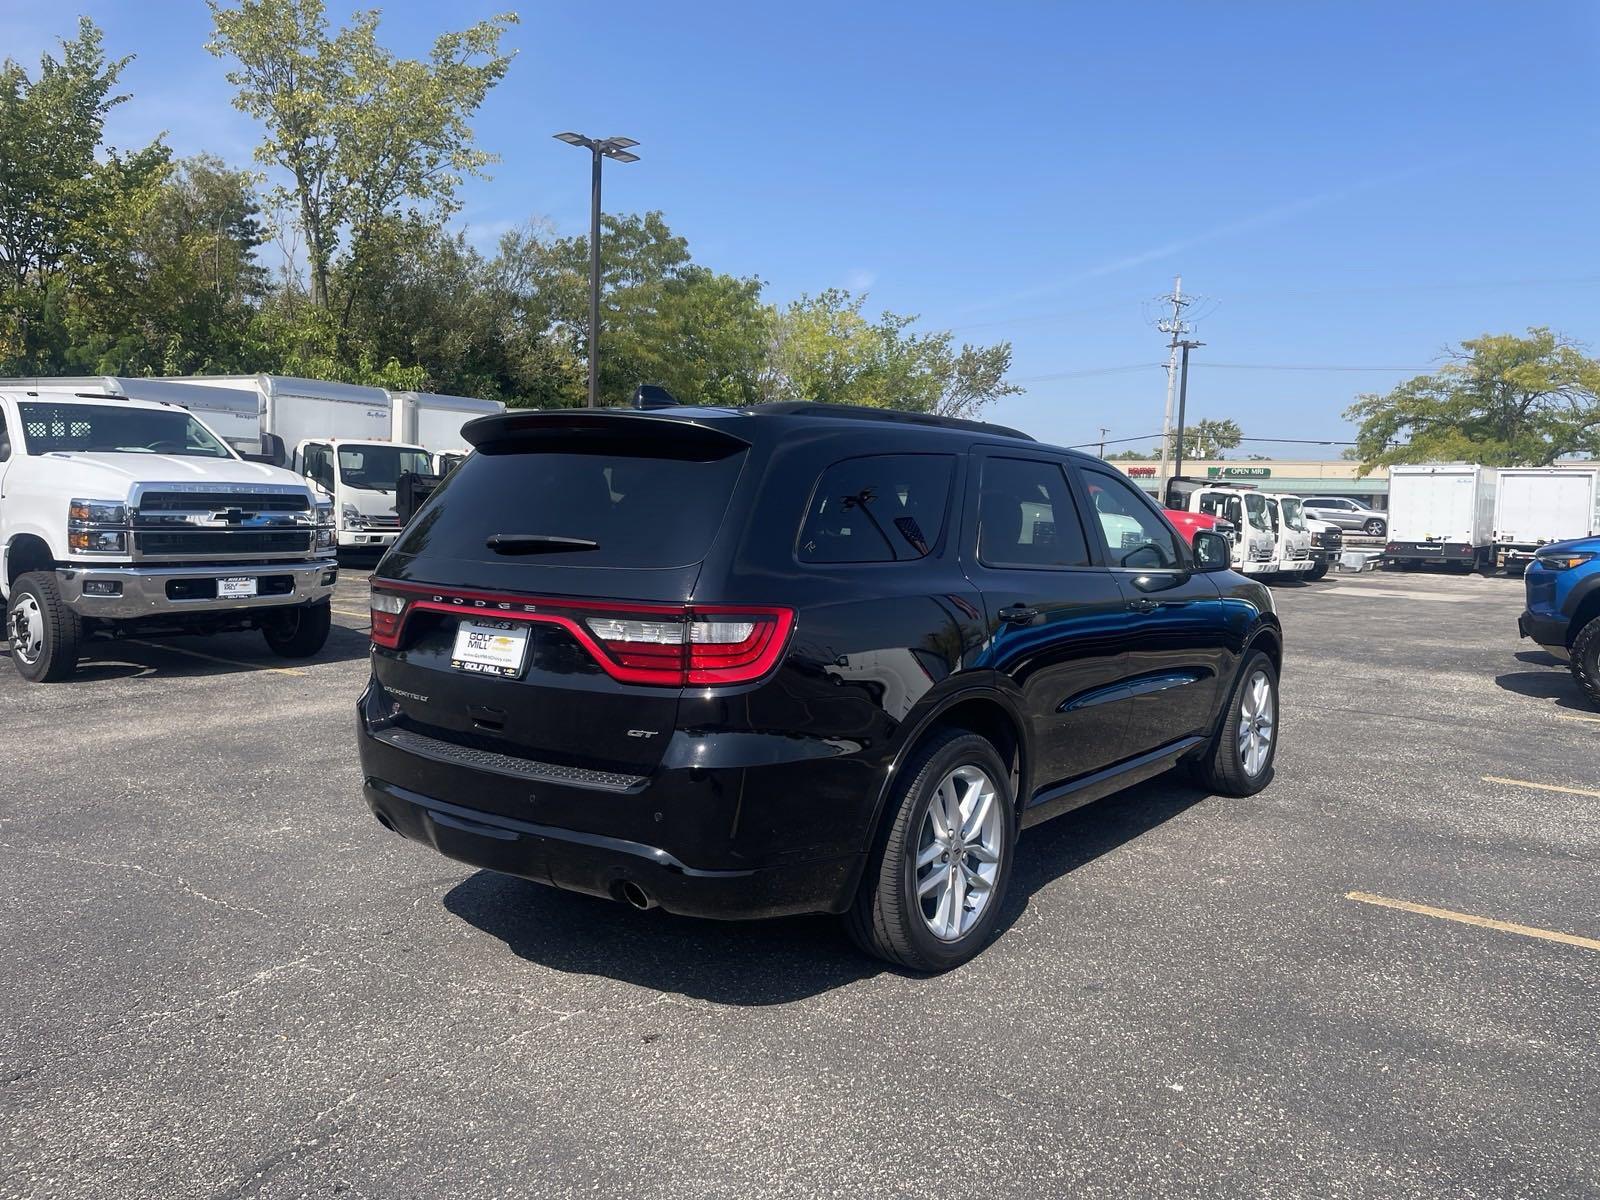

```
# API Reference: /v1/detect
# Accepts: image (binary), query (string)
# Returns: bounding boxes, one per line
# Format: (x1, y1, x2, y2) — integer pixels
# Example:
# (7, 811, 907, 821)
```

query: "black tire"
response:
(1570, 616, 1600, 711)
(1363, 518, 1386, 536)
(6, 571, 82, 683)
(846, 729, 1017, 972)
(261, 601, 332, 658)
(1307, 559, 1329, 581)
(1192, 649, 1278, 797)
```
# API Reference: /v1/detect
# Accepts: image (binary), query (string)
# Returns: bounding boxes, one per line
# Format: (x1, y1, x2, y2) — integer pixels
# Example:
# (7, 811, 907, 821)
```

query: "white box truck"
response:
(1491, 466, 1599, 572)
(387, 390, 504, 473)
(159, 375, 433, 551)
(1384, 463, 1497, 571)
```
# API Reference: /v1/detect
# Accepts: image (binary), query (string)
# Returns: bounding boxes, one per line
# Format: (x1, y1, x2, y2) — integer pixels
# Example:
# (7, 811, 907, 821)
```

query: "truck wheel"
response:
(1570, 617, 1600, 711)
(6, 571, 82, 682)
(1192, 649, 1278, 797)
(262, 602, 332, 658)
(1307, 559, 1329, 581)
(846, 729, 1016, 972)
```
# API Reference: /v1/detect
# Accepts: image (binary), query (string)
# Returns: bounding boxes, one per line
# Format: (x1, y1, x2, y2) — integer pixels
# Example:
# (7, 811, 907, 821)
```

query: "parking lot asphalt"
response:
(2, 564, 1596, 1199)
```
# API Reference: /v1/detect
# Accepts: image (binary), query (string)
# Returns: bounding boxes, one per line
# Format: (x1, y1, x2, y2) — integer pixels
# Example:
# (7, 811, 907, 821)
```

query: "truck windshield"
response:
(337, 445, 434, 491)
(18, 402, 232, 458)
(1244, 493, 1270, 531)
(1281, 498, 1307, 531)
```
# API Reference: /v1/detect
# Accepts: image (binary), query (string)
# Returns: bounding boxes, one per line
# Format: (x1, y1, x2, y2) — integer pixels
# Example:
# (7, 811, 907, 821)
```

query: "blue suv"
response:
(1518, 535, 1600, 708)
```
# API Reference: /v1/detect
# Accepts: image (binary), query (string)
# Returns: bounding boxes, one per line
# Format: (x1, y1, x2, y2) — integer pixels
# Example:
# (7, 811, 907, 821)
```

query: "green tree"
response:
(762, 288, 1021, 417)
(1105, 449, 1155, 460)
(106, 155, 271, 374)
(0, 17, 169, 372)
(1179, 417, 1243, 459)
(1346, 328, 1600, 470)
(519, 212, 771, 408)
(206, 0, 516, 319)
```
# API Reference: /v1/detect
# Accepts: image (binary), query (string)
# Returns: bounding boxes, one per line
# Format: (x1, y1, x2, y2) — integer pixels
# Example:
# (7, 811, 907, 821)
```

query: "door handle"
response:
(1129, 598, 1160, 613)
(997, 604, 1039, 625)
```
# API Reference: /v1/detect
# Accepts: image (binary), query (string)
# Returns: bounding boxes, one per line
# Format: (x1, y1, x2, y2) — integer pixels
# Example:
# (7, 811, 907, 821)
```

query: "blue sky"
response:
(4, 1, 1599, 452)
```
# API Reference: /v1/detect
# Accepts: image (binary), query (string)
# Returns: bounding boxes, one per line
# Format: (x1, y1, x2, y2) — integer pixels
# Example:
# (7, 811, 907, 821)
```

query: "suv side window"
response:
(798, 453, 954, 563)
(1081, 465, 1182, 569)
(977, 457, 1091, 568)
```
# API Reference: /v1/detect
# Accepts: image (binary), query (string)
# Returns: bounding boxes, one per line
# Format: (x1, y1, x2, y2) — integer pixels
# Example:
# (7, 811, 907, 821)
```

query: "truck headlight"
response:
(341, 502, 365, 530)
(316, 528, 337, 550)
(68, 499, 128, 527)
(315, 500, 335, 527)
(68, 498, 129, 553)
(68, 529, 127, 553)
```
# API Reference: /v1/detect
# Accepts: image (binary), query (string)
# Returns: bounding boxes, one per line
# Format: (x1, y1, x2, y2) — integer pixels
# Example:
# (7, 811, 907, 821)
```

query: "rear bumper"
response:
(55, 560, 336, 619)
(355, 687, 867, 920)
(363, 777, 861, 920)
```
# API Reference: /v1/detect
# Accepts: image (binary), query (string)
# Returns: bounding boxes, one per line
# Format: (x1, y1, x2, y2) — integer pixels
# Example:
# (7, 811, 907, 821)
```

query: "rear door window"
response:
(977, 457, 1091, 568)
(397, 445, 747, 568)
(798, 454, 954, 563)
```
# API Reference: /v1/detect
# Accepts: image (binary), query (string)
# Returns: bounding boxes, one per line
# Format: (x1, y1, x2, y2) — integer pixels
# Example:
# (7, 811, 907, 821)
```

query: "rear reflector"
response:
(368, 581, 793, 687)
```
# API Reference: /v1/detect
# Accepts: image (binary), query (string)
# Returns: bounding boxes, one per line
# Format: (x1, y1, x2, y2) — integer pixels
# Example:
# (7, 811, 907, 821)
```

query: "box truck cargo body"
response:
(1384, 464, 1497, 569)
(387, 391, 504, 466)
(1492, 467, 1599, 569)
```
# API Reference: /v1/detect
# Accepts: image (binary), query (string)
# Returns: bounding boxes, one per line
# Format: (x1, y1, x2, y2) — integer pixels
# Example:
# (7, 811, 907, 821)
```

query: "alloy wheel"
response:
(1237, 669, 1275, 776)
(9, 595, 44, 665)
(914, 764, 1003, 941)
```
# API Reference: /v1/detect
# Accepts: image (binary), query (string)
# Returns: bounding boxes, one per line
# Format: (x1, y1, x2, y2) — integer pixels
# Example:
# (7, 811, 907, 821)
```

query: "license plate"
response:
(218, 576, 257, 598)
(450, 619, 530, 678)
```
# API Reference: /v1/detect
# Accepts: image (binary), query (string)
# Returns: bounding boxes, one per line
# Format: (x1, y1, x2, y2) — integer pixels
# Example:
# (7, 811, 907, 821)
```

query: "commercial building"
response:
(1112, 459, 1392, 507)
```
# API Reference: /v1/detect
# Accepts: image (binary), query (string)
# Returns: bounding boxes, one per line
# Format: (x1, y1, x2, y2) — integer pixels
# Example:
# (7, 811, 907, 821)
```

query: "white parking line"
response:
(1347, 891, 1600, 952)
(1481, 775, 1600, 800)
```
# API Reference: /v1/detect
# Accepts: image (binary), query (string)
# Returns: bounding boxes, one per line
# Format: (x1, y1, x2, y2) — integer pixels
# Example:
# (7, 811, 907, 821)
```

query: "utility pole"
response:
(1097, 426, 1110, 458)
(1152, 275, 1209, 491)
(1171, 338, 1203, 479)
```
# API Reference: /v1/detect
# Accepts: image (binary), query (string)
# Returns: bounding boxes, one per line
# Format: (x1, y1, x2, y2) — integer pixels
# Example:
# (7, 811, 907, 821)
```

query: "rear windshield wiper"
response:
(485, 533, 600, 555)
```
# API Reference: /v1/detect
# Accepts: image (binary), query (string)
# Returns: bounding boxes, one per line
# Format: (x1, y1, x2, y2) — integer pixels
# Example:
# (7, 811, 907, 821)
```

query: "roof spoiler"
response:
(462, 408, 751, 459)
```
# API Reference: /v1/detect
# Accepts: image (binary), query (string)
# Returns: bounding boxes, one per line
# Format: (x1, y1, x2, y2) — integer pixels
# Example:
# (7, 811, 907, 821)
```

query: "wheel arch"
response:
(3, 533, 56, 596)
(1563, 575, 1600, 646)
(869, 686, 1031, 840)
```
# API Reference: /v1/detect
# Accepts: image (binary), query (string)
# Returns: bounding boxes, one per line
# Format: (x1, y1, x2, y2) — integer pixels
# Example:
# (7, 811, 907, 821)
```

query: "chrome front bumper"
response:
(338, 529, 399, 549)
(1239, 559, 1279, 576)
(55, 560, 337, 619)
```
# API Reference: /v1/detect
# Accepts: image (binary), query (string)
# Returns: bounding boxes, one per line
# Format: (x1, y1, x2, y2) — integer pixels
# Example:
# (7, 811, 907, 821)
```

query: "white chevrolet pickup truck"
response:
(0, 385, 338, 682)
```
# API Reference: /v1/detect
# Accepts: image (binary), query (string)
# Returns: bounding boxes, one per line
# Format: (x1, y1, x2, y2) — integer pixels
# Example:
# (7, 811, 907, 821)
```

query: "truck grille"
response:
(135, 531, 313, 556)
(138, 490, 310, 513)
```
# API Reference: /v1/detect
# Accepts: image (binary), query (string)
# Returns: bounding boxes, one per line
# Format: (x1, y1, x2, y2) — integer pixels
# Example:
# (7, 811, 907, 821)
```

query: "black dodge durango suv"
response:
(357, 403, 1282, 971)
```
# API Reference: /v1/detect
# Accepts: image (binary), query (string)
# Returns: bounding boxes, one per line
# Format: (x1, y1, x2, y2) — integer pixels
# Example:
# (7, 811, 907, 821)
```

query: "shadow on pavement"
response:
(443, 773, 1207, 1005)
(1513, 649, 1564, 667)
(63, 621, 372, 680)
(1493, 669, 1593, 712)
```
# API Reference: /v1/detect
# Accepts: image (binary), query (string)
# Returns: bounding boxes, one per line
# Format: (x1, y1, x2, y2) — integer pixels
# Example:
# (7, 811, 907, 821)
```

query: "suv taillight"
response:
(369, 583, 793, 687)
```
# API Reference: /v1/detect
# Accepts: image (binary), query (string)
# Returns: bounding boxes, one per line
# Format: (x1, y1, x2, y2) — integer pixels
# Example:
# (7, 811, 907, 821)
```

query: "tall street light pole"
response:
(553, 132, 640, 408)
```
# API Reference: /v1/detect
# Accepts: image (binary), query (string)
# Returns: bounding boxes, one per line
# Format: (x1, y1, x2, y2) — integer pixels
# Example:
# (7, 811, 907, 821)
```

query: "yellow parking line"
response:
(126, 639, 307, 677)
(1481, 775, 1600, 799)
(1346, 891, 1600, 952)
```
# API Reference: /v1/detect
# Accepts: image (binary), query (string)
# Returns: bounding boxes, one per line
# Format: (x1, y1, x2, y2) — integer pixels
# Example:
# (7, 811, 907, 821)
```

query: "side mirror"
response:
(1193, 531, 1231, 571)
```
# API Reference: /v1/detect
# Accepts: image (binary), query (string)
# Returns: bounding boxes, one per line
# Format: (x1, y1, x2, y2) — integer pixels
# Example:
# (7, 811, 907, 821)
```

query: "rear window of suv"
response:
(396, 445, 746, 569)
(798, 454, 955, 563)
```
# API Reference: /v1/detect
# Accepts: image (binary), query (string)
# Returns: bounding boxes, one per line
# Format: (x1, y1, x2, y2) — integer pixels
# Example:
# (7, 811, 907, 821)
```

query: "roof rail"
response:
(748, 401, 1033, 441)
